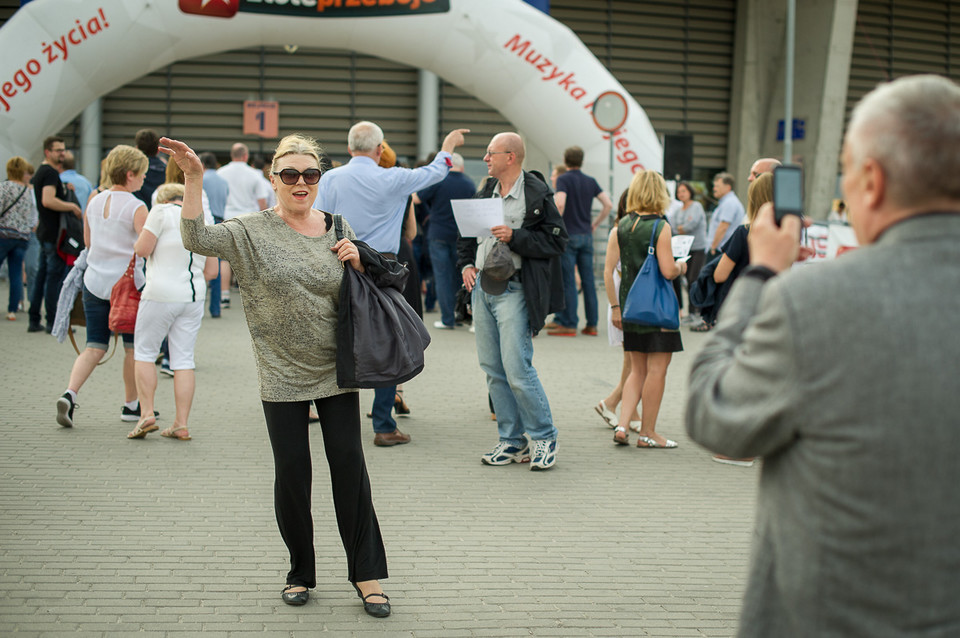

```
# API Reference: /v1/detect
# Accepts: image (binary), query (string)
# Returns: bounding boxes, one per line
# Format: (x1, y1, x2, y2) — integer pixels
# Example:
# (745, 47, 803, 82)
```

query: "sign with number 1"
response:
(243, 101, 279, 138)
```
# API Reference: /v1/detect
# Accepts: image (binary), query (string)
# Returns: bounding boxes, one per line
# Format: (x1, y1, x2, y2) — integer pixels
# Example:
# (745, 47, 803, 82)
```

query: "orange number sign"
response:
(243, 101, 279, 138)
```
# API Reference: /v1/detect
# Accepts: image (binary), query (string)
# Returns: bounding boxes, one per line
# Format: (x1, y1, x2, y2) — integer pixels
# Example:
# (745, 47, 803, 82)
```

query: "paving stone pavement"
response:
(0, 280, 757, 637)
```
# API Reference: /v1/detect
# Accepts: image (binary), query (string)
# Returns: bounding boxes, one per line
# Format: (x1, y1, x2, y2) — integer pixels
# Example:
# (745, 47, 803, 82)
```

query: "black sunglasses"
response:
(273, 168, 321, 185)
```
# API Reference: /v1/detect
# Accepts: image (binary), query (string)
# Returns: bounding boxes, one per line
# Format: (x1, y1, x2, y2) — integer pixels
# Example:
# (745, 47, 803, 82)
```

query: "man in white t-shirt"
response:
(216, 143, 267, 306)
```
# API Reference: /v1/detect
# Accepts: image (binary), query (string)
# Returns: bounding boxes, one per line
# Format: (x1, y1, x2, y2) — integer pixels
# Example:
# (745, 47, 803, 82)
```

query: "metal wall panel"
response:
(847, 0, 960, 123)
(551, 0, 737, 178)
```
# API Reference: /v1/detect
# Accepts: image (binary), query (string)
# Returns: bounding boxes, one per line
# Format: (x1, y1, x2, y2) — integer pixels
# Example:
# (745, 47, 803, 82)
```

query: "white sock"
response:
(65, 389, 77, 401)
(125, 399, 139, 410)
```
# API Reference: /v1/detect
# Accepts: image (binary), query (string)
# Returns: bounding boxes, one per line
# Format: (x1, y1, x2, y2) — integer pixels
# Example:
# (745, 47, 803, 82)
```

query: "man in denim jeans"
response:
(548, 146, 612, 336)
(28, 136, 82, 333)
(458, 133, 567, 471)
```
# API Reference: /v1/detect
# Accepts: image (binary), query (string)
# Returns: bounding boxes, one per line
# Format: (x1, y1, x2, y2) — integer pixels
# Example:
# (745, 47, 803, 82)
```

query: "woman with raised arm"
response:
(160, 135, 392, 617)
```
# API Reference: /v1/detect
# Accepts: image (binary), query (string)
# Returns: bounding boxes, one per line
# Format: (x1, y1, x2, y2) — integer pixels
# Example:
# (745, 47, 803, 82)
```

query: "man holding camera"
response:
(686, 74, 960, 636)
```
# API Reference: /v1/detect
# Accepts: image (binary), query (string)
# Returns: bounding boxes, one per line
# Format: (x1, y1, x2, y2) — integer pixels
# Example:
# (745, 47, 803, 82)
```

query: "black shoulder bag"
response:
(332, 214, 431, 388)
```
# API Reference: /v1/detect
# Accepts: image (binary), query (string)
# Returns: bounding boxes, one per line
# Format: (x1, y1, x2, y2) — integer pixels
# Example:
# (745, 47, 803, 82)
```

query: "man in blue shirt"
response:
(316, 121, 468, 447)
(415, 153, 476, 329)
(706, 172, 745, 257)
(549, 146, 612, 336)
(200, 152, 229, 318)
(58, 151, 94, 213)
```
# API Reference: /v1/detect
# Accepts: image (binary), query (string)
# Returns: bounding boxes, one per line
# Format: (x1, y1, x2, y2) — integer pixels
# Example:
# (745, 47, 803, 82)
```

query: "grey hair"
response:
(347, 121, 384, 153)
(847, 74, 960, 207)
(714, 172, 735, 189)
(451, 152, 465, 169)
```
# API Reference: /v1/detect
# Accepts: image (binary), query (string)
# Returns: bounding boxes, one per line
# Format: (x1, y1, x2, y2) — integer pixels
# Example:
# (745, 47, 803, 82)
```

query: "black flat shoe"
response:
(353, 583, 390, 617)
(281, 585, 309, 606)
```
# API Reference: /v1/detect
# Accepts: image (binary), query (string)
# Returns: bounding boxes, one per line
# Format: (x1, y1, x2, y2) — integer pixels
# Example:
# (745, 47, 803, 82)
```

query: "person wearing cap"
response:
(458, 132, 568, 471)
(315, 121, 469, 448)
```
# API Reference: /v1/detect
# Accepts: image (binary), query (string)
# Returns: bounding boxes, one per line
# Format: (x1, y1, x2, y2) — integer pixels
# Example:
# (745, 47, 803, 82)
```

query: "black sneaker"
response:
(221, 297, 231, 308)
(28, 323, 45, 333)
(121, 404, 160, 422)
(56, 393, 76, 428)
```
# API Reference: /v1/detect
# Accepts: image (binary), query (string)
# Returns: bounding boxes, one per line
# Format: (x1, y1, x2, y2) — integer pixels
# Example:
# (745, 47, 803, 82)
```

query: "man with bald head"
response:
(748, 157, 781, 183)
(687, 74, 960, 636)
(458, 132, 567, 471)
(217, 142, 267, 307)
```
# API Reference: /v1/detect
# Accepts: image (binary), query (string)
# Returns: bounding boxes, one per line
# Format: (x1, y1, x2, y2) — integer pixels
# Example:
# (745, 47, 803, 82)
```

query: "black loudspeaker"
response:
(663, 133, 693, 180)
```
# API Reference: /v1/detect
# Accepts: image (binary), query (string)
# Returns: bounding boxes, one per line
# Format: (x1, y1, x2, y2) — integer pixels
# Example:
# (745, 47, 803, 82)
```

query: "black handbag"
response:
(57, 189, 85, 262)
(332, 214, 431, 389)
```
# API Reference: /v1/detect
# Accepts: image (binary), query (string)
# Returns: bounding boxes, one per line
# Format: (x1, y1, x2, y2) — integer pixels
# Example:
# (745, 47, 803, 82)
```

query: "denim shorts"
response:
(82, 284, 134, 350)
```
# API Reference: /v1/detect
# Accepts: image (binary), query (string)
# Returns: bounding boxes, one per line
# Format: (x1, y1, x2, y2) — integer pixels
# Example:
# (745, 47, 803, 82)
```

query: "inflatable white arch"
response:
(0, 0, 661, 197)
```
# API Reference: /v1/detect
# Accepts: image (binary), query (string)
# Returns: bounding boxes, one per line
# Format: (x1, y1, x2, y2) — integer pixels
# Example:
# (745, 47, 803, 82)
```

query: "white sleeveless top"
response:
(141, 202, 209, 303)
(83, 190, 144, 300)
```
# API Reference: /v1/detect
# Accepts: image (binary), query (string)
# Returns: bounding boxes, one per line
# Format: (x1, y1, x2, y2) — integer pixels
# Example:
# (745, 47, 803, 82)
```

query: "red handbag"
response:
(108, 256, 140, 334)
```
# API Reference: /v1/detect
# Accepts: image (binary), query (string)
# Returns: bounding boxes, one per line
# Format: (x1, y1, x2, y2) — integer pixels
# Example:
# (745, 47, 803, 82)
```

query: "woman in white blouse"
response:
(56, 145, 149, 429)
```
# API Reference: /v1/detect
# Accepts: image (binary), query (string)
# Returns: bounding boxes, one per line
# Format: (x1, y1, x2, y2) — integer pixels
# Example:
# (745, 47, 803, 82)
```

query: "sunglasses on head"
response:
(273, 168, 321, 185)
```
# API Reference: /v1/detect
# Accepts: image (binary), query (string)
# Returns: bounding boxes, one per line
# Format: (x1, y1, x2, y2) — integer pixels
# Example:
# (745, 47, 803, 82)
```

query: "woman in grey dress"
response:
(159, 135, 391, 617)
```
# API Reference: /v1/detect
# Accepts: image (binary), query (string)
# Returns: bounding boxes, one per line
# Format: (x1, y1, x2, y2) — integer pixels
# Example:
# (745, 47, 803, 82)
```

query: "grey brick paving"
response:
(0, 279, 756, 636)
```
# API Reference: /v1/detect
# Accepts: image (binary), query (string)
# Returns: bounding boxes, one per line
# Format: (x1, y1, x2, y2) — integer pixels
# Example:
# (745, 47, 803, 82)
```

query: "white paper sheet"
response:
(451, 198, 504, 238)
(672, 234, 695, 258)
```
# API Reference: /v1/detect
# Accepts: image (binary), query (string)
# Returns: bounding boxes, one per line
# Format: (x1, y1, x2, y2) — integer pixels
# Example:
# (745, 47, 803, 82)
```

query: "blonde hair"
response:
(164, 158, 185, 184)
(155, 183, 185, 204)
(625, 170, 670, 215)
(747, 172, 773, 223)
(271, 134, 322, 174)
(6, 156, 34, 181)
(97, 157, 114, 190)
(106, 144, 148, 186)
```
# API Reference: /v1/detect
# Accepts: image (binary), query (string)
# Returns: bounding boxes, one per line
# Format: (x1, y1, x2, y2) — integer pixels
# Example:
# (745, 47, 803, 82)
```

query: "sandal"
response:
(394, 390, 411, 416)
(613, 426, 629, 445)
(690, 321, 713, 332)
(636, 435, 678, 449)
(594, 400, 618, 428)
(160, 425, 191, 441)
(127, 418, 158, 439)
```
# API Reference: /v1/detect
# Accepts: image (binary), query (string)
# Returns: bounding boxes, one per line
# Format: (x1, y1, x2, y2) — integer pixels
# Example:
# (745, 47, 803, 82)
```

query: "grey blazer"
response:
(686, 213, 960, 637)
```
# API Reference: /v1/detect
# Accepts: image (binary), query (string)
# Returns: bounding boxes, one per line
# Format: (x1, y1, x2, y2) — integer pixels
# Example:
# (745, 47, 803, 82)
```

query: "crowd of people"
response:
(4, 73, 959, 633)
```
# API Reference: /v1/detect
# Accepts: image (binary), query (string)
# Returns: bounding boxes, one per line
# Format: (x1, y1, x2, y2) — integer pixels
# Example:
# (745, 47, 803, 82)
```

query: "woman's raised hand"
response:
(159, 137, 203, 180)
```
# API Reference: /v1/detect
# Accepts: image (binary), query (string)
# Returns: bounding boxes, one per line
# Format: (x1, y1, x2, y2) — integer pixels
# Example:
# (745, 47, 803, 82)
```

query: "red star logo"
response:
(179, 0, 239, 18)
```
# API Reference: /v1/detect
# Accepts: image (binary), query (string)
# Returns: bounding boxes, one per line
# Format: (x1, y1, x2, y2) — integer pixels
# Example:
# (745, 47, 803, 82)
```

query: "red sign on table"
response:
(243, 101, 279, 138)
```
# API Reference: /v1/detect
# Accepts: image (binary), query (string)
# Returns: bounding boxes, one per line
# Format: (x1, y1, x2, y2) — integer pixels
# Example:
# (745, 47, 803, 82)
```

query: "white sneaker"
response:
(529, 439, 557, 471)
(432, 321, 454, 330)
(481, 441, 531, 466)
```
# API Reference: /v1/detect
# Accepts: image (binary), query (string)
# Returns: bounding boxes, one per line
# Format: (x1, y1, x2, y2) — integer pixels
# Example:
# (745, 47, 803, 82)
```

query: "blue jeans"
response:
(473, 282, 557, 446)
(82, 284, 133, 349)
(208, 217, 223, 317)
(428, 237, 459, 327)
(0, 237, 28, 312)
(28, 241, 67, 327)
(555, 233, 598, 328)
(371, 386, 397, 434)
(24, 232, 39, 300)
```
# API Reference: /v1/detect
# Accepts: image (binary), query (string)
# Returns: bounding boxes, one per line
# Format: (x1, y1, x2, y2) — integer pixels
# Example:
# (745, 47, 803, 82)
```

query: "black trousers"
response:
(262, 392, 387, 589)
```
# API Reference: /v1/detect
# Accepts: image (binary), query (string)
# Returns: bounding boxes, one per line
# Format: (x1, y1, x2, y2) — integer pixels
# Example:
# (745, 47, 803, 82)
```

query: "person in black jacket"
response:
(458, 132, 567, 471)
